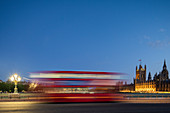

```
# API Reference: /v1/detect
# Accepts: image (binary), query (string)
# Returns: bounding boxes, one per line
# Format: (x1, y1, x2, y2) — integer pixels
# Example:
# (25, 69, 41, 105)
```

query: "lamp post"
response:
(10, 73, 21, 93)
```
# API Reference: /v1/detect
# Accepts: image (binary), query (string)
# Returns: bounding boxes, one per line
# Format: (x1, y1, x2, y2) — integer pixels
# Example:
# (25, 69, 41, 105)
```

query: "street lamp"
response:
(10, 73, 21, 93)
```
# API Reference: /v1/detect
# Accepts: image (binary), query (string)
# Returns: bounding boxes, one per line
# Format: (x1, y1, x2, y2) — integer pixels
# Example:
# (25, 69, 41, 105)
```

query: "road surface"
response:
(1, 102, 170, 113)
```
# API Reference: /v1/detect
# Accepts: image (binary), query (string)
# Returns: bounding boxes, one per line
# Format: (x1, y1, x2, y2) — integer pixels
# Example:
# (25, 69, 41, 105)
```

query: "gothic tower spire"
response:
(148, 72, 151, 81)
(163, 59, 167, 70)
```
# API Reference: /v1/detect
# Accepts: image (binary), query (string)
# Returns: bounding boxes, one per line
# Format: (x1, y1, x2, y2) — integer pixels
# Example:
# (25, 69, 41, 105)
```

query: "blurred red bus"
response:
(29, 70, 126, 102)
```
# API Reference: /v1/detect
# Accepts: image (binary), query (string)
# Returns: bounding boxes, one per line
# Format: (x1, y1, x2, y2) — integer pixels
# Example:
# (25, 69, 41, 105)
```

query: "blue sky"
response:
(0, 0, 170, 82)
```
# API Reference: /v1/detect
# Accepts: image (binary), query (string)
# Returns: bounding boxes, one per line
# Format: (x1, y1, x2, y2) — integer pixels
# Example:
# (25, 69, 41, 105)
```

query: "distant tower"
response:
(161, 59, 169, 80)
(153, 72, 158, 81)
(148, 72, 151, 81)
(163, 59, 167, 70)
(136, 64, 146, 83)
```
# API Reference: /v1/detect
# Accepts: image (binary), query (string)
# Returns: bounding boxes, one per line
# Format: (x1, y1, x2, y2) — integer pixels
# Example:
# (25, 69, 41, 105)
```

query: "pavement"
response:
(2, 93, 170, 103)
(2, 96, 170, 103)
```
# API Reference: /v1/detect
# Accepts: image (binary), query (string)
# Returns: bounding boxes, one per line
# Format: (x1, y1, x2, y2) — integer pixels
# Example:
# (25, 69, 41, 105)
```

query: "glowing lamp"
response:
(9, 73, 21, 93)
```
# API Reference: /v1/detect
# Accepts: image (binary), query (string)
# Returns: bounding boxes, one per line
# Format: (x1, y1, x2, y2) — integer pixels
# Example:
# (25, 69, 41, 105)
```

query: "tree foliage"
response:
(0, 82, 29, 92)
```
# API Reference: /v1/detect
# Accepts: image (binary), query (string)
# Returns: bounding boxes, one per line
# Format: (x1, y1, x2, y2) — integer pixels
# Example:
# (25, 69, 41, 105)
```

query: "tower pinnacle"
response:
(163, 59, 167, 70)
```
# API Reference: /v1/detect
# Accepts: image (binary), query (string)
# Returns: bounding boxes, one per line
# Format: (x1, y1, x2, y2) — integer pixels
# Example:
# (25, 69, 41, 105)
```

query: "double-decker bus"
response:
(29, 70, 126, 102)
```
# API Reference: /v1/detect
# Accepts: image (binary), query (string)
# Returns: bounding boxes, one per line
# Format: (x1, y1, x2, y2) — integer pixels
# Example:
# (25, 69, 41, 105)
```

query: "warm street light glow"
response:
(10, 73, 21, 93)
(14, 74, 18, 79)
(18, 77, 21, 81)
(10, 76, 14, 81)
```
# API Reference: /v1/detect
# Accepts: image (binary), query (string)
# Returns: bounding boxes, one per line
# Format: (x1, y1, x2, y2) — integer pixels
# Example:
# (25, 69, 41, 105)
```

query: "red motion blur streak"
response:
(45, 93, 123, 102)
(30, 70, 125, 75)
(32, 78, 123, 81)
(43, 85, 116, 87)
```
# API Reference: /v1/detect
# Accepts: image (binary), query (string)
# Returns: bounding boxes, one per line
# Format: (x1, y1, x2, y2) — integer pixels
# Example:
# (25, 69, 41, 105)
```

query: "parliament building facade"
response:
(121, 60, 170, 92)
(134, 60, 170, 92)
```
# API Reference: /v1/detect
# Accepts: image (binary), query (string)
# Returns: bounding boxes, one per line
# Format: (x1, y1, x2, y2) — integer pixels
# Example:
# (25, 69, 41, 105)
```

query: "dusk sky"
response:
(0, 0, 170, 82)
